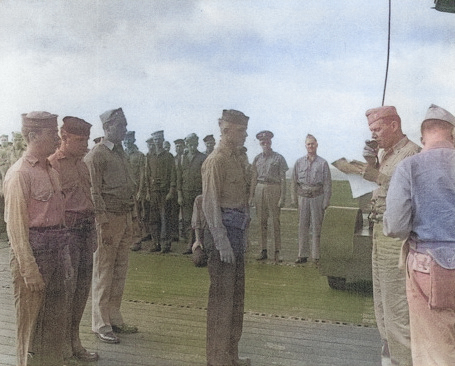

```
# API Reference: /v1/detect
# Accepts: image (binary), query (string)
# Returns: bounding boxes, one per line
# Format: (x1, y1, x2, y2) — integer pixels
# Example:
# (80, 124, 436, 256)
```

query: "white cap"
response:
(423, 104, 455, 127)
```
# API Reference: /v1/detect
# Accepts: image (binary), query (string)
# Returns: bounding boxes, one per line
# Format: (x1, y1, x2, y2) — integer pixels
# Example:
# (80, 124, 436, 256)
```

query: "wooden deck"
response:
(0, 238, 381, 366)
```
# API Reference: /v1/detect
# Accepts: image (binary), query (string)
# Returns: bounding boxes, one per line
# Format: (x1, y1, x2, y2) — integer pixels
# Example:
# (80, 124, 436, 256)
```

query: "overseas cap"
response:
(99, 108, 125, 125)
(125, 131, 136, 139)
(203, 134, 215, 142)
(174, 138, 184, 144)
(256, 130, 274, 140)
(423, 104, 455, 127)
(151, 130, 164, 139)
(365, 106, 399, 125)
(185, 133, 198, 143)
(219, 109, 249, 126)
(62, 116, 92, 136)
(22, 111, 58, 129)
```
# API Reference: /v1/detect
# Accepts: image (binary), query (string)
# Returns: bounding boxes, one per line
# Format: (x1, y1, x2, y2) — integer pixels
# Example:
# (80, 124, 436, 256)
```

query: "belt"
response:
(30, 225, 65, 233)
(257, 181, 280, 185)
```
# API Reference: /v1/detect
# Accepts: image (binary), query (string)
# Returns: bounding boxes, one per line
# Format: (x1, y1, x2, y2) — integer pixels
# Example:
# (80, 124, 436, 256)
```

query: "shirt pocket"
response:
(31, 185, 54, 202)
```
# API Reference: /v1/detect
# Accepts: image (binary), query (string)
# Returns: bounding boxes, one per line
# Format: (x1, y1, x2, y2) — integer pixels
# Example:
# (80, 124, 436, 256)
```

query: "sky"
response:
(1, 0, 454, 167)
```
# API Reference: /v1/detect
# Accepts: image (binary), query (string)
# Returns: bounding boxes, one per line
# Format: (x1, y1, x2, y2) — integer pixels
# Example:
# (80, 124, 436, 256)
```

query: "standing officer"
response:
(145, 130, 177, 253)
(291, 134, 331, 265)
(179, 133, 207, 254)
(48, 116, 99, 362)
(203, 134, 216, 156)
(84, 108, 138, 344)
(384, 104, 455, 365)
(249, 130, 288, 263)
(123, 131, 146, 252)
(4, 111, 67, 366)
(170, 138, 185, 242)
(202, 109, 251, 366)
(362, 106, 420, 366)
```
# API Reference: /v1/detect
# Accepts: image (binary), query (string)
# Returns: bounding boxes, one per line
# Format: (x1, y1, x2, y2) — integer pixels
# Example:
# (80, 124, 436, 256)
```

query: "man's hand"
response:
(177, 191, 183, 206)
(278, 197, 285, 208)
(363, 140, 378, 166)
(24, 273, 45, 292)
(248, 197, 254, 207)
(219, 246, 235, 264)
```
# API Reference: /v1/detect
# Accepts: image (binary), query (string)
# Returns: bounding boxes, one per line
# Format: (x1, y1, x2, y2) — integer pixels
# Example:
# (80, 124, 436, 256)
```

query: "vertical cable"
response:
(382, 0, 392, 106)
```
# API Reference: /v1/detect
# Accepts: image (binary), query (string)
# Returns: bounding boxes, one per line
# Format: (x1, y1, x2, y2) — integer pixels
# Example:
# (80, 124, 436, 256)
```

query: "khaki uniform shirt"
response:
(202, 143, 249, 243)
(84, 140, 136, 224)
(49, 149, 94, 221)
(363, 136, 420, 216)
(3, 154, 65, 280)
(177, 150, 206, 192)
(125, 145, 145, 190)
(145, 149, 176, 193)
(291, 154, 332, 208)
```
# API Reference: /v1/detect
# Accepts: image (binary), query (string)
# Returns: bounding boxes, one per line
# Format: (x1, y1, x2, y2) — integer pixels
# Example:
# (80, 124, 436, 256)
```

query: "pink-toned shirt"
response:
(48, 149, 94, 216)
(3, 153, 65, 279)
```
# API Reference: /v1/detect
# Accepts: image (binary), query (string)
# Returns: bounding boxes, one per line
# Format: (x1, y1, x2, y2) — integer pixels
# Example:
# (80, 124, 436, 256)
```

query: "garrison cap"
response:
(99, 108, 126, 125)
(93, 136, 103, 144)
(423, 104, 455, 127)
(151, 130, 164, 139)
(125, 131, 136, 139)
(185, 133, 198, 143)
(22, 111, 58, 129)
(62, 116, 92, 136)
(256, 130, 274, 141)
(174, 138, 185, 144)
(219, 109, 249, 126)
(203, 134, 215, 142)
(365, 106, 399, 125)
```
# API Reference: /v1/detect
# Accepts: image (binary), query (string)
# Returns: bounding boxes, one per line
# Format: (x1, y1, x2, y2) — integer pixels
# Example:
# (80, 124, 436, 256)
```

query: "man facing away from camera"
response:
(384, 104, 455, 366)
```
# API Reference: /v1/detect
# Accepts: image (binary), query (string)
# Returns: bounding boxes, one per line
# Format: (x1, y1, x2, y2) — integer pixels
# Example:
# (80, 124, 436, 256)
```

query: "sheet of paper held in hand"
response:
(331, 158, 379, 199)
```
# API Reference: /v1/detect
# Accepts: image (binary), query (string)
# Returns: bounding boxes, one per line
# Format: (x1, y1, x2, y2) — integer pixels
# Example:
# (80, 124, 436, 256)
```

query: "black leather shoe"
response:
(130, 242, 142, 251)
(150, 244, 161, 252)
(96, 331, 120, 344)
(73, 348, 99, 362)
(182, 249, 193, 255)
(256, 249, 267, 261)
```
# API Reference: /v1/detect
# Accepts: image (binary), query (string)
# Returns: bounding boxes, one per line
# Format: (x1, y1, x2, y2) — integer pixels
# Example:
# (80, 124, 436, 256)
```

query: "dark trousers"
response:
(205, 226, 245, 366)
(64, 221, 96, 358)
(11, 228, 70, 366)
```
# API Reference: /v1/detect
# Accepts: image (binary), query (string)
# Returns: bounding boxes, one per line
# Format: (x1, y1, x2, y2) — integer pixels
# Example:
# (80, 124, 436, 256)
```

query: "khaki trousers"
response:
(92, 211, 132, 334)
(407, 251, 455, 366)
(372, 222, 412, 366)
(297, 194, 324, 259)
(254, 183, 281, 252)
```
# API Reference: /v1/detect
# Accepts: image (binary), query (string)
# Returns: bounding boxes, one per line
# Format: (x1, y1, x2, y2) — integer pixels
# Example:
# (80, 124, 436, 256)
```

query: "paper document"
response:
(331, 158, 379, 198)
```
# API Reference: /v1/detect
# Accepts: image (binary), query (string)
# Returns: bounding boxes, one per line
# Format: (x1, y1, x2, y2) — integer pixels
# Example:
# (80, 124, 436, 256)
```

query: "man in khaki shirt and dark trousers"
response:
(84, 108, 138, 344)
(48, 116, 99, 362)
(4, 111, 67, 366)
(202, 109, 251, 366)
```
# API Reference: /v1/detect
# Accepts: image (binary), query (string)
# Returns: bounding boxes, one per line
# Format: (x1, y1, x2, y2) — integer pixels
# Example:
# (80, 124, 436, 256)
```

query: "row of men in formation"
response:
(4, 103, 454, 366)
(1, 107, 332, 366)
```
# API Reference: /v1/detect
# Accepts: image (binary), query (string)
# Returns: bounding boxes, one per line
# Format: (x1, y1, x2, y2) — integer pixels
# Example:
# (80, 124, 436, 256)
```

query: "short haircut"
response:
(421, 119, 454, 134)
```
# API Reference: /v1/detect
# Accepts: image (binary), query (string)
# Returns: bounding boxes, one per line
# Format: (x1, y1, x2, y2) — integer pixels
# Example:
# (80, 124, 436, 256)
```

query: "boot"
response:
(150, 243, 161, 252)
(256, 249, 267, 261)
(161, 241, 171, 253)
